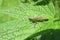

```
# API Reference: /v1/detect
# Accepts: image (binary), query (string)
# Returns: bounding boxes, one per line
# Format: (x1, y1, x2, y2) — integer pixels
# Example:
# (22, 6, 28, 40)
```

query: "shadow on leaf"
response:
(35, 0, 50, 6)
(33, 0, 38, 2)
(25, 29, 60, 40)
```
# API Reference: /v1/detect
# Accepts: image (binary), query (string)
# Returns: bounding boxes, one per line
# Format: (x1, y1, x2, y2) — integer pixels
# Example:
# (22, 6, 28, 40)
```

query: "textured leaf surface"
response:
(0, 0, 60, 40)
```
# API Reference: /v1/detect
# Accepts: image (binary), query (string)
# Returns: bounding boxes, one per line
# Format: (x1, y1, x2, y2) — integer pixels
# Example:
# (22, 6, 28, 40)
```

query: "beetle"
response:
(29, 17, 48, 23)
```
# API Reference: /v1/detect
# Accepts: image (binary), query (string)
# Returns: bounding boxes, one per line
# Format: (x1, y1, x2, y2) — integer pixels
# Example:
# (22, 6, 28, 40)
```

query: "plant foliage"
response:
(0, 0, 60, 40)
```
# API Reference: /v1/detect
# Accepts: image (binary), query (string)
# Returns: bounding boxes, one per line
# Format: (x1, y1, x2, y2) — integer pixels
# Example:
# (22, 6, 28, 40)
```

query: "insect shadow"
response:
(34, 0, 51, 6)
(25, 29, 60, 40)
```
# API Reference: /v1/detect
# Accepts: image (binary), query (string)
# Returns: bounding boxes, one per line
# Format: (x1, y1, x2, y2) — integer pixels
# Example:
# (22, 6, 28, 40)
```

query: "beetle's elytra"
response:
(29, 17, 48, 23)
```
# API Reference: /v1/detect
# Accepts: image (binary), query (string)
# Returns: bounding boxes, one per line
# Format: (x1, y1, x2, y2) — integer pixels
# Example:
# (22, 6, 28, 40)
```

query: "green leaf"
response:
(0, 0, 20, 9)
(0, 0, 60, 40)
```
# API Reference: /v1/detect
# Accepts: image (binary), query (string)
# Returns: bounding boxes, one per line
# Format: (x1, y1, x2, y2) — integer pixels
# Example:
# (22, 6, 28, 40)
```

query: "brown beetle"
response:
(29, 17, 48, 23)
